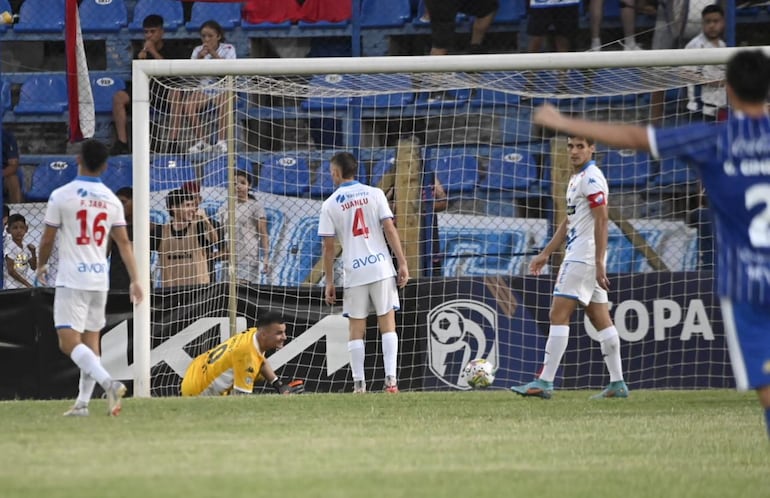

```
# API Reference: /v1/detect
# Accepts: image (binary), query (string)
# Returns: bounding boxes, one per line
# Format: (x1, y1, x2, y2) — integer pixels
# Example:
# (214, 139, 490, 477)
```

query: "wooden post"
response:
(549, 136, 571, 270)
(394, 138, 423, 276)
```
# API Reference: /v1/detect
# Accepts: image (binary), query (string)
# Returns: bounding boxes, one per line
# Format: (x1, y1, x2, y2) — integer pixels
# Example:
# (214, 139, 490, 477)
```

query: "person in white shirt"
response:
(36, 139, 143, 417)
(3, 213, 36, 289)
(186, 20, 237, 155)
(684, 4, 727, 120)
(511, 136, 628, 400)
(318, 152, 410, 393)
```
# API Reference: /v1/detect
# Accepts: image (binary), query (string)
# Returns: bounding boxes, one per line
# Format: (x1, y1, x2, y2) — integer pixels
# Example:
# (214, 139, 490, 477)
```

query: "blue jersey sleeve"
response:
(650, 123, 722, 174)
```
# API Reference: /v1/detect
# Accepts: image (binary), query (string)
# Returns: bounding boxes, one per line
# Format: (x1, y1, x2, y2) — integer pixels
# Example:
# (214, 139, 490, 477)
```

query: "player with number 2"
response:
(319, 152, 410, 394)
(531, 50, 770, 440)
(36, 139, 143, 417)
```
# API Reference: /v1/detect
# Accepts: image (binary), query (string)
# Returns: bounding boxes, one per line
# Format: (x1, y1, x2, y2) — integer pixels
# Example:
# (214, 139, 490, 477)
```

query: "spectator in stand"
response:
(3, 213, 36, 289)
(526, 0, 580, 53)
(181, 180, 223, 283)
(110, 15, 186, 156)
(2, 128, 22, 203)
(589, 0, 644, 51)
(151, 188, 218, 288)
(684, 4, 727, 121)
(108, 187, 133, 290)
(424, 0, 498, 55)
(186, 21, 237, 154)
(218, 170, 270, 284)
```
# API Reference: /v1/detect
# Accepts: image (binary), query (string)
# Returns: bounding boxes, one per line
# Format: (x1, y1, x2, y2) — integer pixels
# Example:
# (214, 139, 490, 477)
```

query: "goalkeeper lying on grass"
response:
(181, 311, 304, 396)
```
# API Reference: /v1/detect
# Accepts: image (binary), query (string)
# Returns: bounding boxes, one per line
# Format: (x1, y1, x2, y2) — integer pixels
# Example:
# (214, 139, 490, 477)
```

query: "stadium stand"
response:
(80, 0, 128, 33)
(129, 0, 184, 32)
(150, 155, 197, 192)
(102, 155, 133, 192)
(200, 155, 254, 187)
(360, 0, 411, 28)
(424, 149, 479, 194)
(257, 155, 311, 196)
(14, 74, 68, 115)
(25, 157, 78, 202)
(186, 1, 242, 31)
(14, 0, 65, 33)
(90, 74, 126, 114)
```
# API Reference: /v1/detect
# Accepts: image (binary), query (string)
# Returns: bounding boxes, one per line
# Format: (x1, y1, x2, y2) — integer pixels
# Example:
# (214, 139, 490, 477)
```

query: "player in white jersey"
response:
(511, 136, 628, 400)
(36, 139, 143, 417)
(318, 152, 410, 393)
(531, 50, 770, 439)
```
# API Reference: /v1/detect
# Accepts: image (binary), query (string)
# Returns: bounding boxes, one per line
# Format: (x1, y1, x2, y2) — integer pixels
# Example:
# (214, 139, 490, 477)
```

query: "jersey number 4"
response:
(75, 209, 108, 246)
(352, 207, 370, 238)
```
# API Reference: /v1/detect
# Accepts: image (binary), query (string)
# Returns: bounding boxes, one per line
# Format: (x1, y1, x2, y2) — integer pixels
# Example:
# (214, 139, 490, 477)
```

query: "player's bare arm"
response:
(592, 202, 610, 290)
(322, 236, 337, 305)
(111, 225, 144, 305)
(534, 104, 651, 152)
(5, 256, 33, 288)
(530, 218, 568, 276)
(382, 218, 409, 287)
(35, 225, 58, 286)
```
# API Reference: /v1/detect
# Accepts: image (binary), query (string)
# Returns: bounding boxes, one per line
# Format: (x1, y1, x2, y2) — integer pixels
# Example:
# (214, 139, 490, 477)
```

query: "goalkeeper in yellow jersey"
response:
(181, 311, 304, 396)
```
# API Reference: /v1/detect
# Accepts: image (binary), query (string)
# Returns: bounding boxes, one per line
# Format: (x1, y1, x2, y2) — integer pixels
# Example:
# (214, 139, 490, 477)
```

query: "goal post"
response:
(131, 47, 768, 398)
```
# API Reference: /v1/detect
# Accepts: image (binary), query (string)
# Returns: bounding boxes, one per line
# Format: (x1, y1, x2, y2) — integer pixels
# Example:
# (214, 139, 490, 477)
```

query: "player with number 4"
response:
(319, 152, 410, 394)
(531, 50, 770, 440)
(36, 139, 143, 417)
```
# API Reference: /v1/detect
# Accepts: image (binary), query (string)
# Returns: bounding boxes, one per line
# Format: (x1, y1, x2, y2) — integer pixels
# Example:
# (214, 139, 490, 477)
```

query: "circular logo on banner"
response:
(325, 74, 343, 84)
(50, 161, 68, 171)
(503, 152, 523, 163)
(278, 157, 297, 167)
(95, 77, 115, 87)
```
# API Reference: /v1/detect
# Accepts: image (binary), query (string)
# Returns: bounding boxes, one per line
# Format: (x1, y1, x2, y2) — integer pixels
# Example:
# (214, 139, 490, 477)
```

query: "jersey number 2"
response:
(76, 210, 108, 246)
(746, 184, 770, 248)
(352, 207, 370, 238)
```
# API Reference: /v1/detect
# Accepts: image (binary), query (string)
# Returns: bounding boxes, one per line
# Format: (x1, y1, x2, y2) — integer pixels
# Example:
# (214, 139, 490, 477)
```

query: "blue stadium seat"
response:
(149, 155, 197, 192)
(361, 0, 410, 27)
(425, 150, 479, 194)
(584, 69, 640, 106)
(129, 0, 184, 31)
(186, 1, 242, 31)
(302, 74, 353, 110)
(310, 160, 335, 198)
(91, 75, 126, 114)
(150, 208, 170, 225)
(606, 229, 666, 273)
(440, 228, 528, 276)
(26, 158, 78, 202)
(480, 148, 538, 191)
(303, 73, 414, 110)
(80, 0, 128, 33)
(102, 156, 133, 192)
(200, 155, 254, 187)
(600, 149, 651, 189)
(494, 0, 526, 24)
(369, 152, 396, 188)
(532, 70, 587, 106)
(0, 78, 11, 114)
(652, 157, 697, 189)
(470, 72, 524, 107)
(275, 217, 322, 286)
(14, 75, 68, 115)
(14, 0, 65, 33)
(257, 155, 310, 196)
(199, 199, 225, 220)
(415, 89, 471, 108)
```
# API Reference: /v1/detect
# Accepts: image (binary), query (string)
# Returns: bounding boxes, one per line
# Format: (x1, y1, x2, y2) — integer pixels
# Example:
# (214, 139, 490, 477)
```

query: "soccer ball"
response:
(461, 358, 496, 389)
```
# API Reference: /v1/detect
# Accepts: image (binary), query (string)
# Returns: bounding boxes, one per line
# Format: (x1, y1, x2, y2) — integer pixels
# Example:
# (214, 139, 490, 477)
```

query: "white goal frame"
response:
(131, 47, 768, 397)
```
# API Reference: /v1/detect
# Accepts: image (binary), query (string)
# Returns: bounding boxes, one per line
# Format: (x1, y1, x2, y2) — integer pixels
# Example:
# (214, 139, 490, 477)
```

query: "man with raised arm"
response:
(319, 152, 410, 393)
(510, 136, 628, 400)
(531, 49, 770, 439)
(181, 312, 303, 396)
(36, 139, 143, 417)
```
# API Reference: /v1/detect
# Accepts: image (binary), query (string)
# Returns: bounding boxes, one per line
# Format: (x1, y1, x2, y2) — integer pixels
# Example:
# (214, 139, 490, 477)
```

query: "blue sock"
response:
(765, 409, 770, 439)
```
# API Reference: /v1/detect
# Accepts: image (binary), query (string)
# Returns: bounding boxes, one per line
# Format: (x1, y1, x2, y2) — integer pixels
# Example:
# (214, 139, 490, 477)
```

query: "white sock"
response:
(539, 325, 570, 382)
(70, 344, 112, 390)
(76, 369, 97, 405)
(591, 37, 601, 49)
(624, 36, 636, 47)
(381, 332, 398, 379)
(347, 339, 365, 381)
(599, 326, 624, 382)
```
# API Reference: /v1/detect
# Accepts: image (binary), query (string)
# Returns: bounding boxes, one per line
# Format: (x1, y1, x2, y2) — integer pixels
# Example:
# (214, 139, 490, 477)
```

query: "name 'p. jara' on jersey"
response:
(723, 159, 770, 176)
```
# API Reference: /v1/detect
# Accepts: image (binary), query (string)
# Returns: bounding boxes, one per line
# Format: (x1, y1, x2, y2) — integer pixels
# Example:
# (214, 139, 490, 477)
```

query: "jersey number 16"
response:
(75, 209, 108, 247)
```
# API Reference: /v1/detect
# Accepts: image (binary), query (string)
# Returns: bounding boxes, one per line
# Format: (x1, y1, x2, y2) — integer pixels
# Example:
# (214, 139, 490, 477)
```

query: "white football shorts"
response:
(54, 287, 108, 332)
(343, 277, 400, 319)
(553, 260, 608, 306)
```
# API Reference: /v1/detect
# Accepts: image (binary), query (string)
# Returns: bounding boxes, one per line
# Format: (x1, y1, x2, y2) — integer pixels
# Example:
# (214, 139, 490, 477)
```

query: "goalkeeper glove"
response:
(271, 378, 305, 395)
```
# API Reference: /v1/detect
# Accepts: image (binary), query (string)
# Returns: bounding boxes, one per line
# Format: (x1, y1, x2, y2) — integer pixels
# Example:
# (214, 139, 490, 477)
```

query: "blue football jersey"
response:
(650, 113, 770, 304)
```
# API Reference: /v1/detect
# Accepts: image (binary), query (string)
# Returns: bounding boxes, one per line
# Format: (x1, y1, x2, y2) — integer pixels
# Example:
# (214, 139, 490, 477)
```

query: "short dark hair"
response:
(256, 311, 285, 328)
(143, 15, 164, 29)
(200, 20, 225, 42)
(726, 50, 770, 104)
(702, 4, 723, 17)
(331, 152, 358, 180)
(235, 169, 253, 185)
(116, 186, 133, 199)
(79, 139, 109, 173)
(6, 213, 26, 227)
(166, 188, 194, 210)
(568, 135, 595, 146)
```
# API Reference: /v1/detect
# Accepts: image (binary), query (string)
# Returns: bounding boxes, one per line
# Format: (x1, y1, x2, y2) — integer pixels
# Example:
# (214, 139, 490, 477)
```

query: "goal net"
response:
(131, 48, 752, 397)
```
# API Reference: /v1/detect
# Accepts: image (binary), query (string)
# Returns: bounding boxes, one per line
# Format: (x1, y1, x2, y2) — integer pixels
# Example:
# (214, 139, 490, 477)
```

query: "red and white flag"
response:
(65, 0, 94, 142)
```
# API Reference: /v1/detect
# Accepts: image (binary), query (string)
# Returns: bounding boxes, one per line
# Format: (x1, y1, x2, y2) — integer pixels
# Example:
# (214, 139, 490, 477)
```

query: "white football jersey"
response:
(43, 176, 126, 291)
(318, 181, 396, 288)
(563, 161, 609, 265)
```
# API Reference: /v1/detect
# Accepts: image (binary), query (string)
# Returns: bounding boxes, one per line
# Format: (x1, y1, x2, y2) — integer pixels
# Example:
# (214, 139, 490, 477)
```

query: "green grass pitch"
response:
(0, 390, 767, 498)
